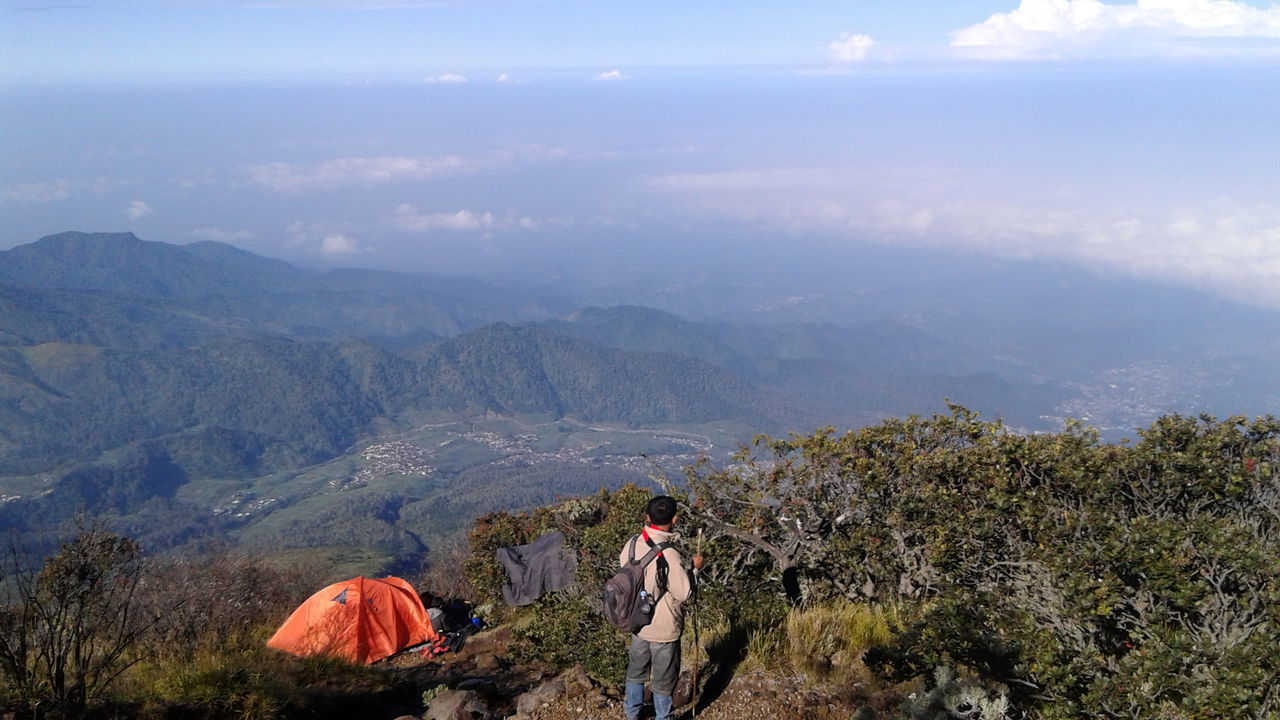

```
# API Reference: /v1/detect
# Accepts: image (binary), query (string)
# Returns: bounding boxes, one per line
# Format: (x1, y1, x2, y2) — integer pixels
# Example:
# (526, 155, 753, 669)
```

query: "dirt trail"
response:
(376, 626, 899, 720)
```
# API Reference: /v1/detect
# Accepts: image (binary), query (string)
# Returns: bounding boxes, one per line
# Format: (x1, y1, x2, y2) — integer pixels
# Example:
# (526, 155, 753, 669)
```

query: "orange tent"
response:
(266, 576, 438, 664)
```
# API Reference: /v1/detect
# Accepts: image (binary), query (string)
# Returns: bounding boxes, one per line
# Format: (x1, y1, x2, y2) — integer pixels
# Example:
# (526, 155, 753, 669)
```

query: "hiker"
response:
(620, 495, 704, 720)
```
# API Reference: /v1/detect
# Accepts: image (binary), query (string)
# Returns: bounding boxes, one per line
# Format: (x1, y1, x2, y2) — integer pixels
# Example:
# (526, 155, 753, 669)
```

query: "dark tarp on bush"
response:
(497, 530, 578, 605)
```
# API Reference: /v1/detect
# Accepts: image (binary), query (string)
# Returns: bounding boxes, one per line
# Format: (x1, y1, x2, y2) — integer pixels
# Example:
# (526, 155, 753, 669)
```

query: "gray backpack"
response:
(602, 535, 672, 633)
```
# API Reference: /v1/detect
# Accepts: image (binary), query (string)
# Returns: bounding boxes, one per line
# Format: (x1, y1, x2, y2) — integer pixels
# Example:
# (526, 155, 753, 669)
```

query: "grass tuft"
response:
(783, 600, 895, 685)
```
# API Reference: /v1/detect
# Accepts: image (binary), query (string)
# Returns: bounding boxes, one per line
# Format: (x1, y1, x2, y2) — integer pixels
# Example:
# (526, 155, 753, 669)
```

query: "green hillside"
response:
(540, 305, 1067, 428)
(0, 236, 801, 561)
(0, 232, 310, 299)
(0, 231, 573, 346)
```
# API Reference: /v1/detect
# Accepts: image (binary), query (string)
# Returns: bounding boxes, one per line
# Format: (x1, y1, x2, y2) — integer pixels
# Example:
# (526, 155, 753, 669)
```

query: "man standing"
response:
(620, 495, 704, 720)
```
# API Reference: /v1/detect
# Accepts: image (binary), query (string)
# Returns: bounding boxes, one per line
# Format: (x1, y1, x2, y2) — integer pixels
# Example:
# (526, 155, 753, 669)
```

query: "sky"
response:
(2, 0, 1280, 310)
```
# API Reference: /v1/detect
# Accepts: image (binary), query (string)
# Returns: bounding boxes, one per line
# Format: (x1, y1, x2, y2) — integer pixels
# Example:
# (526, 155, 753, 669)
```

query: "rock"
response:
(589, 688, 611, 708)
(473, 653, 502, 672)
(392, 716, 420, 720)
(457, 677, 497, 694)
(514, 678, 567, 718)
(561, 664, 595, 689)
(425, 688, 487, 720)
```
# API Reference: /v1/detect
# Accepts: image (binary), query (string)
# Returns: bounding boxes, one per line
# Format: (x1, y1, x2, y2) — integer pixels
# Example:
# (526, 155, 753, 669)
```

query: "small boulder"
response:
(515, 678, 566, 718)
(425, 688, 487, 720)
(473, 653, 502, 672)
(562, 664, 595, 690)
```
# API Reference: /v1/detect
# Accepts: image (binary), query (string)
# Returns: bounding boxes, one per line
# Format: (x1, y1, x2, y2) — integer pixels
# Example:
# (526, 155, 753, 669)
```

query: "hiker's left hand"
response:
(692, 553, 704, 570)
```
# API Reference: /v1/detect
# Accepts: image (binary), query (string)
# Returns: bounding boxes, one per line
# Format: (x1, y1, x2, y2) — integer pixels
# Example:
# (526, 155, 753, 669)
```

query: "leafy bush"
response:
(681, 407, 1280, 718)
(511, 596, 630, 681)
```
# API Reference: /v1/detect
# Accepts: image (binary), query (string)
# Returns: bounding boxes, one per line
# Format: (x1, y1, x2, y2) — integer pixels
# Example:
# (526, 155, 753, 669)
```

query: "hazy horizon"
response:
(4, 1, 1280, 313)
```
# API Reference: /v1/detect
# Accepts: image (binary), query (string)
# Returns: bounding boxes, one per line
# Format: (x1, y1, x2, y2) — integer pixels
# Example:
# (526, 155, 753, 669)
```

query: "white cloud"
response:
(185, 227, 256, 243)
(596, 69, 626, 81)
(1, 177, 123, 204)
(393, 206, 495, 231)
(423, 72, 467, 83)
(496, 73, 513, 83)
(953, 0, 1280, 57)
(285, 220, 367, 257)
(2, 180, 73, 203)
(124, 200, 152, 218)
(319, 233, 360, 256)
(830, 32, 876, 62)
(389, 203, 537, 232)
(647, 166, 1280, 308)
(244, 155, 470, 193)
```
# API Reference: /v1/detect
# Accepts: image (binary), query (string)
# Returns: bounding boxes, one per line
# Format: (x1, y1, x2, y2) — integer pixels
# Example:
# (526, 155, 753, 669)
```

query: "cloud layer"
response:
(186, 227, 256, 242)
(1, 177, 123, 204)
(423, 73, 467, 83)
(954, 0, 1280, 57)
(245, 155, 470, 194)
(649, 166, 1280, 308)
(389, 204, 536, 232)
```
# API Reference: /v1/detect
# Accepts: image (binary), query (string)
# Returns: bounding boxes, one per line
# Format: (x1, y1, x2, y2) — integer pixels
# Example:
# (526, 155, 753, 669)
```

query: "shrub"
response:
(410, 537, 477, 604)
(511, 596, 629, 682)
(0, 523, 148, 719)
(136, 548, 328, 660)
(685, 408, 1280, 717)
(901, 666, 1014, 720)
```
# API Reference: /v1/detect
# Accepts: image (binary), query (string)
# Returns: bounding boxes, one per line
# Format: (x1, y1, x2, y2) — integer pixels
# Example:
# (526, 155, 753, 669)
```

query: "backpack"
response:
(602, 535, 672, 633)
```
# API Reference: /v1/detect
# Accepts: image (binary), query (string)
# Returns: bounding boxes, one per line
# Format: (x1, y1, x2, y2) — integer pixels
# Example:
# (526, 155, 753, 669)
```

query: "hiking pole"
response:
(691, 528, 702, 719)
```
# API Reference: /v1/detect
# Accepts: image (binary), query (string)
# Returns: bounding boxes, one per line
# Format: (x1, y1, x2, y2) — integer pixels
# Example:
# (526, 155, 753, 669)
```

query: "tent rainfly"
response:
(266, 576, 437, 664)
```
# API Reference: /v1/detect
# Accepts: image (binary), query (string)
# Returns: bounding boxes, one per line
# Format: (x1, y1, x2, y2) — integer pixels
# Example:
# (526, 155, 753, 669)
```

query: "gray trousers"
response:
(626, 635, 681, 695)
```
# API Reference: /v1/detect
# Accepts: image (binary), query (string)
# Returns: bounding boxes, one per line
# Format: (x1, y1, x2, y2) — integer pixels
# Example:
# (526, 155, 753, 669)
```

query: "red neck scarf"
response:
(642, 524, 668, 543)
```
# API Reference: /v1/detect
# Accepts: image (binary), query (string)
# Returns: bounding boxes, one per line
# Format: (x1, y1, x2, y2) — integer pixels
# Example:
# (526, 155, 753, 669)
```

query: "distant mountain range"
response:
(0, 231, 570, 347)
(2, 231, 1277, 566)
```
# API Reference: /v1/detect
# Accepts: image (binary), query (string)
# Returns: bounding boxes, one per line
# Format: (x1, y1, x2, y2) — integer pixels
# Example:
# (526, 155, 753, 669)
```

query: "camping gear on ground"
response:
(602, 535, 672, 633)
(418, 617, 482, 658)
(418, 597, 486, 657)
(266, 576, 437, 665)
(496, 530, 578, 606)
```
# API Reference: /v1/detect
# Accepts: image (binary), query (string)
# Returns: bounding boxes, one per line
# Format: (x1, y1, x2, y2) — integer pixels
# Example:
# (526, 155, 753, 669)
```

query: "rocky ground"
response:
(374, 626, 903, 720)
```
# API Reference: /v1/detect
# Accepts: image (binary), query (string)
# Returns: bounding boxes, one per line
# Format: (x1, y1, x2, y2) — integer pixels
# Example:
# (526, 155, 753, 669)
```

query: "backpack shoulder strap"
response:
(632, 540, 673, 568)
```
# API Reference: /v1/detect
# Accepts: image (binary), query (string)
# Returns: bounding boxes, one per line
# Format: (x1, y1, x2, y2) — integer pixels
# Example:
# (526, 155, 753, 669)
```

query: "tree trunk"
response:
(781, 563, 802, 606)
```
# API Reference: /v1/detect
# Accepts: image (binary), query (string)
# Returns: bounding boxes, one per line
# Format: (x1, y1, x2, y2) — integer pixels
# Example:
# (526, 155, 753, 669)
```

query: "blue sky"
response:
(4, 0, 1279, 83)
(3, 1, 1280, 310)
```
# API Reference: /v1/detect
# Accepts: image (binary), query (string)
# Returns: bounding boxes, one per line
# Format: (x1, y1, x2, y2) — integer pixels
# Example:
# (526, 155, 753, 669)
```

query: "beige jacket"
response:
(617, 527, 692, 643)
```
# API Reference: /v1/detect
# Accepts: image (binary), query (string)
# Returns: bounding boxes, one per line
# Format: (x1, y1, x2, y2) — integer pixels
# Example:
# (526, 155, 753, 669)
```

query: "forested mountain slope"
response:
(6, 230, 1277, 570)
(0, 236, 802, 554)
